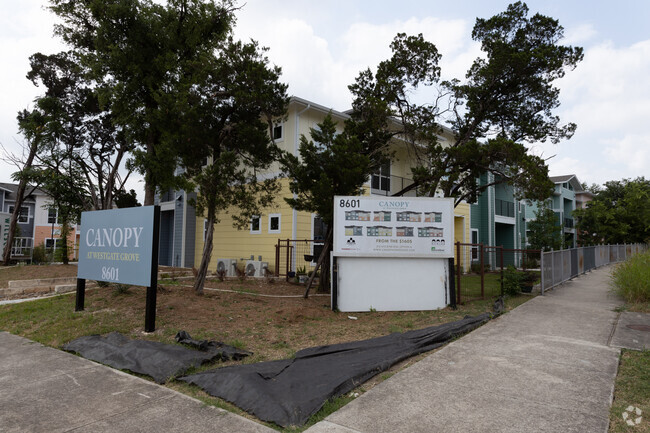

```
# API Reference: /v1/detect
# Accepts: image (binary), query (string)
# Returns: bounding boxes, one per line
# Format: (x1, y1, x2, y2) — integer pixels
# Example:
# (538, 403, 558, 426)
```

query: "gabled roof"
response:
(0, 183, 47, 197)
(549, 174, 583, 192)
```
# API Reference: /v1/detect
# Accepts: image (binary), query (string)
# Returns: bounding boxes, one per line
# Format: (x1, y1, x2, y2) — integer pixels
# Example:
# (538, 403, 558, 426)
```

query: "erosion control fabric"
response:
(180, 311, 495, 427)
(63, 331, 251, 383)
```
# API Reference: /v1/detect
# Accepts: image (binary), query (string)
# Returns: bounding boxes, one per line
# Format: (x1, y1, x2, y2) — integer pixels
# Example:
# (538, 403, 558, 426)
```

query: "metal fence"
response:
(455, 242, 541, 304)
(275, 239, 325, 278)
(540, 243, 648, 294)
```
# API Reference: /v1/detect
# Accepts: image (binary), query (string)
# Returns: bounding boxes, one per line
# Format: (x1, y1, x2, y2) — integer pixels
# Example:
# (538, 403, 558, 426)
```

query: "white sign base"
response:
(335, 257, 449, 312)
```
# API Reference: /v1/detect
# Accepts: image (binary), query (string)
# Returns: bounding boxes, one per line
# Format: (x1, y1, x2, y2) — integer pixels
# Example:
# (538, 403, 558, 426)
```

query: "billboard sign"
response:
(333, 196, 454, 258)
(78, 206, 157, 286)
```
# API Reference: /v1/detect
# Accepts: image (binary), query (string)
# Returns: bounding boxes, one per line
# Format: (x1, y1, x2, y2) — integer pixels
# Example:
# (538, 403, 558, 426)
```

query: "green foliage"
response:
(612, 251, 650, 304)
(349, 2, 582, 205)
(575, 177, 650, 245)
(48, 0, 237, 203)
(32, 244, 48, 264)
(113, 189, 141, 208)
(282, 114, 384, 227)
(527, 202, 563, 252)
(501, 265, 524, 296)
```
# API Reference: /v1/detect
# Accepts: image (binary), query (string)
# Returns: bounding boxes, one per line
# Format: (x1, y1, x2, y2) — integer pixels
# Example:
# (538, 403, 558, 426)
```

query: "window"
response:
(250, 216, 261, 234)
(48, 208, 59, 225)
(471, 229, 479, 261)
(8, 205, 29, 224)
(268, 214, 281, 234)
(371, 162, 391, 194)
(45, 238, 64, 251)
(313, 215, 328, 240)
(272, 122, 283, 141)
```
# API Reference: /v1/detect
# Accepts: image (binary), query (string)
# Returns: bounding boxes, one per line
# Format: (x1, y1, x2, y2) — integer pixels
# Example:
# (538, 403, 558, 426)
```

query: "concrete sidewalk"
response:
(0, 332, 274, 433)
(307, 265, 623, 433)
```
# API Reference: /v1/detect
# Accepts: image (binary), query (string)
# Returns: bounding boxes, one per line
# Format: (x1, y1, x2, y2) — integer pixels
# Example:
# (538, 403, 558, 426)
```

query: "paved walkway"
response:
(306, 265, 624, 433)
(0, 265, 641, 432)
(0, 332, 274, 433)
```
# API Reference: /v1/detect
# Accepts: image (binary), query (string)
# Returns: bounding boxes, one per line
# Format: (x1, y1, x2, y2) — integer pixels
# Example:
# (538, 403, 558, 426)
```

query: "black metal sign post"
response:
(75, 278, 86, 311)
(144, 206, 160, 333)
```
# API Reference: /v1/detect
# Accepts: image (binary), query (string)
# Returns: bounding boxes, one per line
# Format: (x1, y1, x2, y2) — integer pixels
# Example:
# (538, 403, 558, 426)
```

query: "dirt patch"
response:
(0, 264, 79, 289)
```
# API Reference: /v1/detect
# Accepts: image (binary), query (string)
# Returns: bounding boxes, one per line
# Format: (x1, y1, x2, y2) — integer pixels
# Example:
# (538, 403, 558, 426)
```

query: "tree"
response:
(1, 111, 45, 265)
(114, 189, 142, 208)
(281, 113, 387, 295)
(352, 2, 583, 206)
(526, 202, 562, 251)
(24, 51, 130, 211)
(169, 38, 288, 294)
(574, 177, 650, 245)
(48, 0, 236, 205)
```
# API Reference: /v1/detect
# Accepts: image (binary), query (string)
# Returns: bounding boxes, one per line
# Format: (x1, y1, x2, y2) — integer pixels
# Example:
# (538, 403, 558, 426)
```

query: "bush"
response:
(32, 244, 48, 264)
(501, 265, 524, 296)
(612, 251, 650, 303)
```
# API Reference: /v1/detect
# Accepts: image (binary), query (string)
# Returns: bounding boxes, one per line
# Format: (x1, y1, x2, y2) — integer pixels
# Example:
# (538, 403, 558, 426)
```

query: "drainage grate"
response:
(626, 324, 650, 332)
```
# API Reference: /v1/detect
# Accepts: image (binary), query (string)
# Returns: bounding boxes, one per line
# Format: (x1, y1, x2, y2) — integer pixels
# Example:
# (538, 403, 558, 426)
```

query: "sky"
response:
(1, 0, 649, 201)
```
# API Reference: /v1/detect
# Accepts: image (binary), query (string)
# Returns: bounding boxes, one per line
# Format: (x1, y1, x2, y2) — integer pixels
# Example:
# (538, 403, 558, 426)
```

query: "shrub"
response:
(501, 265, 524, 296)
(32, 244, 48, 264)
(612, 251, 650, 303)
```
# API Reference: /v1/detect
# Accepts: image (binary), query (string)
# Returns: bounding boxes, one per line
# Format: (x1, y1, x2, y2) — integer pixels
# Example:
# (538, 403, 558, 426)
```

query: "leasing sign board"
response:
(78, 206, 157, 286)
(333, 196, 454, 258)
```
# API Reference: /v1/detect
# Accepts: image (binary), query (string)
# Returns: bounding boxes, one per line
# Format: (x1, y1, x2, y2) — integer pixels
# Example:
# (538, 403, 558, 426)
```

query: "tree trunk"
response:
(59, 217, 70, 265)
(304, 227, 333, 298)
(143, 141, 156, 206)
(193, 214, 215, 295)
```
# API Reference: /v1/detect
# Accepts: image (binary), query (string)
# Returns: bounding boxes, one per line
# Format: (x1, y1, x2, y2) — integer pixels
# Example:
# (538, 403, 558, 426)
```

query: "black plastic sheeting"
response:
(180, 311, 496, 427)
(63, 331, 252, 384)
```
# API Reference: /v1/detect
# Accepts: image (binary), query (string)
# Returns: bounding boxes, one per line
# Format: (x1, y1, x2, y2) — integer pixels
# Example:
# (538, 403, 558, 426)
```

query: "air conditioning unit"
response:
(245, 260, 269, 277)
(216, 258, 238, 277)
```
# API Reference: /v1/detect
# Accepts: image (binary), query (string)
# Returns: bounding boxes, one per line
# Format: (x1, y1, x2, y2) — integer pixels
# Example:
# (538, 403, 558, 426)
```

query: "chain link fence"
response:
(540, 243, 648, 294)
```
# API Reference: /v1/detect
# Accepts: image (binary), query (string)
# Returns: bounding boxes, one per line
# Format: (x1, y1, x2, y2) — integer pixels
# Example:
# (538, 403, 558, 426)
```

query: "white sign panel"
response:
(333, 196, 454, 258)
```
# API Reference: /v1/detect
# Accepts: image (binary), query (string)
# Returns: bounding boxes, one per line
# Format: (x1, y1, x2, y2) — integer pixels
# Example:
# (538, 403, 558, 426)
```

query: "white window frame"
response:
(45, 237, 64, 251)
(48, 208, 59, 225)
(8, 205, 30, 224)
(272, 121, 284, 142)
(471, 229, 479, 261)
(268, 213, 281, 234)
(250, 215, 261, 234)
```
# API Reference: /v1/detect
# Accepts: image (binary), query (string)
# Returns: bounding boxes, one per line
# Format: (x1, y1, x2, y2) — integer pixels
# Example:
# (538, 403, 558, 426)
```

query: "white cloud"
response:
(562, 23, 597, 45)
(604, 134, 650, 173)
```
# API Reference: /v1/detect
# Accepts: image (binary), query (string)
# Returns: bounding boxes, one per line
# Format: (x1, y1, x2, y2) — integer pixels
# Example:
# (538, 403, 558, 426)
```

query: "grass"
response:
(611, 251, 650, 307)
(609, 350, 650, 432)
(0, 265, 534, 431)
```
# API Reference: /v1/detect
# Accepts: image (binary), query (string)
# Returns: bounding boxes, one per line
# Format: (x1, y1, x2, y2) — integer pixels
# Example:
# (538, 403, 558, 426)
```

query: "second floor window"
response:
(8, 205, 29, 224)
(48, 208, 59, 225)
(272, 122, 283, 141)
(371, 163, 391, 193)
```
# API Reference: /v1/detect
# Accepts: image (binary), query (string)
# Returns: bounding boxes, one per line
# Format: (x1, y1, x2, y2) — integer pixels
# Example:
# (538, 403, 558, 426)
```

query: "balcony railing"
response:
(495, 199, 515, 218)
(370, 175, 421, 197)
(564, 218, 574, 228)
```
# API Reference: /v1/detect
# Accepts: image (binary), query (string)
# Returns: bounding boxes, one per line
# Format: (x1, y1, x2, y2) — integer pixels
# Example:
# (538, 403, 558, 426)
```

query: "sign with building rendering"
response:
(333, 196, 454, 258)
(78, 206, 158, 286)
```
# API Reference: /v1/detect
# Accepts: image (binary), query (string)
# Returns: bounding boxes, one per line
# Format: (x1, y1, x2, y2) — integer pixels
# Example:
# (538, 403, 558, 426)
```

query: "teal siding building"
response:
(470, 173, 527, 267)
(525, 174, 583, 249)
